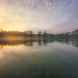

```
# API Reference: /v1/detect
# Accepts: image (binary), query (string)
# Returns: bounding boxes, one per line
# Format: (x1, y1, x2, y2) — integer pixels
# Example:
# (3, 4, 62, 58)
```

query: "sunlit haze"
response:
(0, 0, 78, 33)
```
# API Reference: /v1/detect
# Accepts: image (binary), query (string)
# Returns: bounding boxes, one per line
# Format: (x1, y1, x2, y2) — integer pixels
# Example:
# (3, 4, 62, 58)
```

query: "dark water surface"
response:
(0, 40, 78, 78)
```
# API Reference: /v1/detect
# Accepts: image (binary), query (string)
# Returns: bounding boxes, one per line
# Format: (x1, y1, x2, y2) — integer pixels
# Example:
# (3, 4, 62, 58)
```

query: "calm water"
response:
(0, 40, 78, 78)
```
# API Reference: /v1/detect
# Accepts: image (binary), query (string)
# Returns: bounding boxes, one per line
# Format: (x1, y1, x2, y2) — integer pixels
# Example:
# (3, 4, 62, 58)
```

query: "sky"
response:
(0, 0, 78, 33)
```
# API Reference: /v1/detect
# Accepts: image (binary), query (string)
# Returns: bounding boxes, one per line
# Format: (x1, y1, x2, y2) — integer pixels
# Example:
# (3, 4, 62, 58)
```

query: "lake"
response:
(0, 40, 78, 78)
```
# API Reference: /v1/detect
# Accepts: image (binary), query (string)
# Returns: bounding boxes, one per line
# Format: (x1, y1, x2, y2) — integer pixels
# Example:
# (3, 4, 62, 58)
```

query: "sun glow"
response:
(0, 7, 29, 32)
(6, 35, 17, 40)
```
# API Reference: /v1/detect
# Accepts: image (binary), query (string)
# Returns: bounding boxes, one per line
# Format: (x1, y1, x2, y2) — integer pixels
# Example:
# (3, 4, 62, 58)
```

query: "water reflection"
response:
(70, 40, 78, 47)
(0, 39, 78, 78)
(56, 39, 78, 47)
(0, 39, 78, 48)
(0, 39, 55, 48)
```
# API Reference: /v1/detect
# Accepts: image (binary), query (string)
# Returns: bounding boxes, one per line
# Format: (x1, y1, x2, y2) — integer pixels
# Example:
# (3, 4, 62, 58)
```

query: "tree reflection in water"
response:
(0, 39, 77, 78)
(0, 39, 78, 48)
